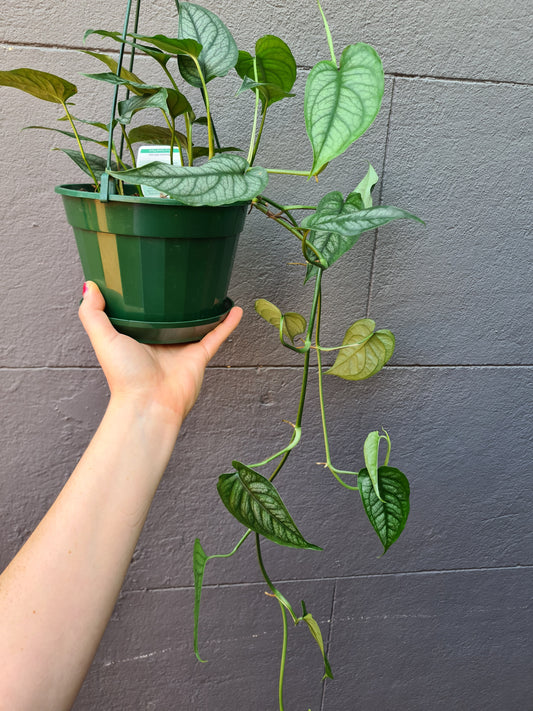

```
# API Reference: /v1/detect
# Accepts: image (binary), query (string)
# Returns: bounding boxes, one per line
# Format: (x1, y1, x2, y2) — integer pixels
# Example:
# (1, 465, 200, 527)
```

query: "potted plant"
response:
(0, 0, 423, 706)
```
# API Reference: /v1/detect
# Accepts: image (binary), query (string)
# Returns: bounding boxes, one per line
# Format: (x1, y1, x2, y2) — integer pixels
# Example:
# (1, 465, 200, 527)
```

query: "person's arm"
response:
(0, 281, 242, 711)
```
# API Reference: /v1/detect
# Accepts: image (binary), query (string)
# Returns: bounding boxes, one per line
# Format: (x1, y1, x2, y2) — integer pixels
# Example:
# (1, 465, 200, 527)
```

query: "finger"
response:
(78, 281, 119, 353)
(200, 306, 243, 362)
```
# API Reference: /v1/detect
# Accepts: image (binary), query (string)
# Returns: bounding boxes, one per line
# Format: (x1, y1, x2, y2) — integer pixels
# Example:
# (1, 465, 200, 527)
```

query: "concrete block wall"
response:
(1, 0, 531, 708)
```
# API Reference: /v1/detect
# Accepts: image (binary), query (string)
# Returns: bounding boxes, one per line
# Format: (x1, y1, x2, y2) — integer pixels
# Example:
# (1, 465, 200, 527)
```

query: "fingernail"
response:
(82, 282, 88, 297)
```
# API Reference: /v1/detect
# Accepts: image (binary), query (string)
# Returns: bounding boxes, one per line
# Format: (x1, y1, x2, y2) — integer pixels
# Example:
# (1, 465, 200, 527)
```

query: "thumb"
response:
(78, 281, 118, 352)
(199, 306, 243, 362)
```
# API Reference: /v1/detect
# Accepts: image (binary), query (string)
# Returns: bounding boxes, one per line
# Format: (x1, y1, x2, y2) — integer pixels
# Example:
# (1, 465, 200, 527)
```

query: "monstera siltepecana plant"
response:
(0, 0, 423, 706)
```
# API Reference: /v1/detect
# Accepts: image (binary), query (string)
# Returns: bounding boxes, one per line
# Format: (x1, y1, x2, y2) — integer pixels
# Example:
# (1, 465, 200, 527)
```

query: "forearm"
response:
(0, 396, 181, 711)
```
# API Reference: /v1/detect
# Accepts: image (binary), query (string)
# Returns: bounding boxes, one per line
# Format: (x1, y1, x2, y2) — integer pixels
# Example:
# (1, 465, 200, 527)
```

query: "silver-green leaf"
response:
(327, 319, 395, 381)
(177, 1, 238, 87)
(217, 461, 321, 550)
(305, 43, 384, 175)
(108, 154, 267, 206)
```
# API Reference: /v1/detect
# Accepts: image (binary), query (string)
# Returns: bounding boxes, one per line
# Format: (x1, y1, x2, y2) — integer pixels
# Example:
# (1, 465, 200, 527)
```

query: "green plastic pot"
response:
(56, 184, 248, 343)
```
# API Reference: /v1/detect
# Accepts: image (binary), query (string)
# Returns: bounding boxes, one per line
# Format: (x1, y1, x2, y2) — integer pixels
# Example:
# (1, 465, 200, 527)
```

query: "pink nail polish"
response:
(82, 282, 88, 297)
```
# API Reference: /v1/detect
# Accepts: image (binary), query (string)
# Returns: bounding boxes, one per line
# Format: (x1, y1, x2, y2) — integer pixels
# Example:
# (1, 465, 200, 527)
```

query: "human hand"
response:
(78, 281, 243, 425)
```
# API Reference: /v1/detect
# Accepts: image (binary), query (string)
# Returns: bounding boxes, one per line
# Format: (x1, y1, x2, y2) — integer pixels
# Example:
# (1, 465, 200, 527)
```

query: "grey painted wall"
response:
(1, 0, 531, 709)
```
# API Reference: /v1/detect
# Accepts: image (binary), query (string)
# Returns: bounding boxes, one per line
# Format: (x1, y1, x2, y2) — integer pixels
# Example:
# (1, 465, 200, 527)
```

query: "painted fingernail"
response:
(82, 282, 88, 297)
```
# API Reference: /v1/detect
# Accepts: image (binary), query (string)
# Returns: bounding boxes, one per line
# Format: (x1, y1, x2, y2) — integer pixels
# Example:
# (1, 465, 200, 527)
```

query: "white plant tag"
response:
(136, 145, 181, 198)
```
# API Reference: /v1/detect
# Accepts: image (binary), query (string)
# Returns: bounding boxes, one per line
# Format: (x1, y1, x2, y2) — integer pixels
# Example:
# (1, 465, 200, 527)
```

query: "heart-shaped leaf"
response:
(177, 2, 238, 87)
(193, 538, 209, 663)
(358, 466, 410, 553)
(0, 68, 77, 104)
(327, 319, 395, 381)
(305, 43, 384, 175)
(128, 125, 174, 145)
(236, 35, 297, 107)
(255, 299, 307, 344)
(217, 461, 321, 550)
(108, 153, 268, 206)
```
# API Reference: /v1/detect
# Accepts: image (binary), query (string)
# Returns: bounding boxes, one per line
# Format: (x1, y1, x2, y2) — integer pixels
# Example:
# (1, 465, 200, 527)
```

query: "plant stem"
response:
(280, 205, 317, 211)
(250, 100, 268, 166)
(247, 58, 261, 165)
(316, 0, 337, 65)
(120, 125, 137, 167)
(185, 113, 194, 166)
(209, 530, 251, 561)
(192, 59, 214, 158)
(278, 603, 288, 711)
(266, 168, 311, 176)
(259, 195, 299, 228)
(250, 426, 302, 468)
(315, 288, 359, 490)
(62, 102, 99, 187)
(256, 535, 287, 711)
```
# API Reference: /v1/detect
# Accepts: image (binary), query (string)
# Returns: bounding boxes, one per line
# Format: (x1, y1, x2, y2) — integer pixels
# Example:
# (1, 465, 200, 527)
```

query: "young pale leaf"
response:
(81, 50, 149, 96)
(193, 538, 209, 663)
(354, 163, 379, 209)
(108, 154, 268, 206)
(0, 68, 77, 104)
(217, 461, 321, 550)
(177, 2, 238, 87)
(23, 125, 108, 148)
(358, 466, 410, 553)
(305, 43, 384, 175)
(302, 613, 334, 680)
(327, 319, 395, 381)
(255, 299, 306, 344)
(236, 36, 297, 107)
(117, 89, 169, 124)
(363, 430, 384, 502)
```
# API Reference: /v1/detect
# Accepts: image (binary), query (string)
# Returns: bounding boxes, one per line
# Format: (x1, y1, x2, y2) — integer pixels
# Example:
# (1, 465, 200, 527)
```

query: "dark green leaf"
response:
(23, 125, 108, 147)
(108, 154, 268, 206)
(358, 466, 410, 553)
(55, 148, 126, 180)
(305, 43, 384, 174)
(327, 319, 395, 381)
(117, 89, 169, 124)
(127, 125, 188, 148)
(302, 613, 334, 680)
(0, 67, 77, 104)
(217, 461, 321, 550)
(84, 29, 174, 68)
(129, 33, 202, 58)
(83, 72, 161, 95)
(193, 538, 209, 663)
(177, 1, 238, 87)
(166, 88, 193, 119)
(236, 36, 297, 107)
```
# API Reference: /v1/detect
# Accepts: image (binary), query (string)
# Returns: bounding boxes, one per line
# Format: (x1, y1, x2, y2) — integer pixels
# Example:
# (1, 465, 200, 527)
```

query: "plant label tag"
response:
(136, 145, 181, 198)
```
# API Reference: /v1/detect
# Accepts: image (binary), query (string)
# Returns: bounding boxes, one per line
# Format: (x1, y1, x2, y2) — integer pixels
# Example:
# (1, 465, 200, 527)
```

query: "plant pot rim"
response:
(55, 183, 250, 209)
